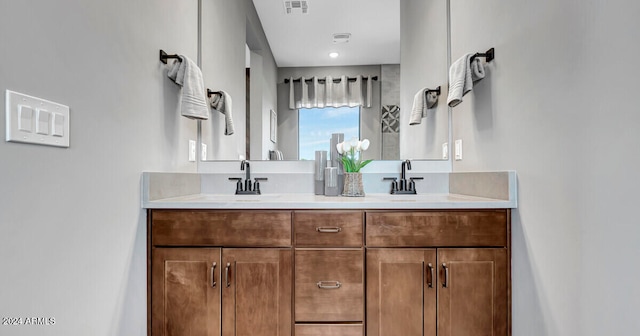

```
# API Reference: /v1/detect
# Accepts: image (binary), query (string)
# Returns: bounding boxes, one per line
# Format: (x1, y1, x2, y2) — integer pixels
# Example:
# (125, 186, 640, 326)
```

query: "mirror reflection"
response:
(200, 0, 449, 161)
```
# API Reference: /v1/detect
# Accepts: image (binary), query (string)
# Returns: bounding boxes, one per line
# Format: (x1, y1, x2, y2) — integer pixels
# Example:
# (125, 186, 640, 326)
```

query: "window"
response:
(298, 106, 360, 160)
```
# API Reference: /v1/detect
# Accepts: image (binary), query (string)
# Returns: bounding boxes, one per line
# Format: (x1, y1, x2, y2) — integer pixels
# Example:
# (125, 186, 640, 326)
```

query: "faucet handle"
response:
(229, 177, 243, 193)
(408, 177, 424, 192)
(253, 178, 267, 194)
(383, 177, 399, 193)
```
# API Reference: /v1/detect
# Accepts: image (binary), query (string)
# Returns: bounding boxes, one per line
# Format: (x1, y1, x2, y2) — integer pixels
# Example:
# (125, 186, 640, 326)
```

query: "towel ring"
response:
(159, 49, 181, 64)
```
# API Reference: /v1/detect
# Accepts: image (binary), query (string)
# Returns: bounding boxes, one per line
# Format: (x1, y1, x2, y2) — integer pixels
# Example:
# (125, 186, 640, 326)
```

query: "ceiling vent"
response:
(333, 33, 351, 44)
(284, 1, 309, 14)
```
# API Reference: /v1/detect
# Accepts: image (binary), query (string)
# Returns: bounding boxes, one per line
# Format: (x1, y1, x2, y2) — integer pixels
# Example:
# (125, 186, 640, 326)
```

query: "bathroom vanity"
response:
(143, 172, 516, 336)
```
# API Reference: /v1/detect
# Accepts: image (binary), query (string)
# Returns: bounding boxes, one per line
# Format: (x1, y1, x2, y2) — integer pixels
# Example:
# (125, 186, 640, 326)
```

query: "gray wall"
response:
(400, 0, 450, 161)
(0, 0, 194, 335)
(277, 65, 383, 160)
(200, 0, 247, 160)
(247, 1, 279, 160)
(450, 0, 640, 335)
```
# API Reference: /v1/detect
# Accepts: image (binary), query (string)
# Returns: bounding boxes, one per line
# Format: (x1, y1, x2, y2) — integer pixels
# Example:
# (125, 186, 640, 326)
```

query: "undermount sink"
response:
(193, 194, 282, 202)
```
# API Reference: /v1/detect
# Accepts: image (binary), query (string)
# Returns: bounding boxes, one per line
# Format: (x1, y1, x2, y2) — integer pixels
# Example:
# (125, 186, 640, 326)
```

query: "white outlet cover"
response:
(6, 90, 70, 147)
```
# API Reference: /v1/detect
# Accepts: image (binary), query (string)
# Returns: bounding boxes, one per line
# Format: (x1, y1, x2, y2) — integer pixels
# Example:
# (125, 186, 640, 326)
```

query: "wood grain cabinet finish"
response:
(293, 211, 363, 247)
(366, 210, 507, 247)
(151, 248, 221, 336)
(148, 210, 292, 336)
(366, 210, 511, 336)
(295, 324, 364, 336)
(149, 209, 510, 336)
(437, 248, 508, 336)
(295, 249, 364, 322)
(366, 249, 437, 336)
(151, 210, 291, 246)
(221, 248, 292, 336)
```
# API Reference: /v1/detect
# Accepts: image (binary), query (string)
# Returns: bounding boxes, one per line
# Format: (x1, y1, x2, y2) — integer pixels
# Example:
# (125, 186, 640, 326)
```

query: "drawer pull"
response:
(211, 262, 217, 288)
(317, 280, 342, 289)
(316, 227, 342, 233)
(225, 262, 231, 288)
(442, 263, 449, 288)
(426, 263, 434, 288)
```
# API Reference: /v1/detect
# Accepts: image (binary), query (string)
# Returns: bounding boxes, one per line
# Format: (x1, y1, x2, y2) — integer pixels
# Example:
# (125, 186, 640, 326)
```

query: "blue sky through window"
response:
(298, 106, 360, 160)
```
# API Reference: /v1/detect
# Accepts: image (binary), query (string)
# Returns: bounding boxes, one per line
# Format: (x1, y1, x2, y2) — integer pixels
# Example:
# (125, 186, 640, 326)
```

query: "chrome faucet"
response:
(230, 160, 267, 194)
(383, 159, 423, 194)
(241, 160, 251, 181)
(400, 159, 411, 190)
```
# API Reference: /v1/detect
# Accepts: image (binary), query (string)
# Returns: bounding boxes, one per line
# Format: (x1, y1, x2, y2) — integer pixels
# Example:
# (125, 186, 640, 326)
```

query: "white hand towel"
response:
(447, 53, 475, 107)
(410, 88, 439, 125)
(167, 55, 209, 120)
(471, 58, 486, 82)
(209, 90, 235, 135)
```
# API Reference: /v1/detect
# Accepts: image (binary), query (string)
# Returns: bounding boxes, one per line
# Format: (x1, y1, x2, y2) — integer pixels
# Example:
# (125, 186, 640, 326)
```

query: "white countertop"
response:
(143, 192, 515, 209)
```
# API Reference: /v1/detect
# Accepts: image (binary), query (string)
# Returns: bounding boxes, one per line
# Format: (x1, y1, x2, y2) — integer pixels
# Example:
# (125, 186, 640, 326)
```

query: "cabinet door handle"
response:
(225, 262, 231, 288)
(211, 262, 217, 288)
(442, 263, 449, 288)
(426, 263, 434, 288)
(316, 227, 342, 233)
(316, 281, 342, 289)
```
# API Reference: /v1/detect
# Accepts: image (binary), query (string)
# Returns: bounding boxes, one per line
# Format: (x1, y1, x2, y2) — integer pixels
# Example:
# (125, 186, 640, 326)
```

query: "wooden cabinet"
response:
(293, 211, 365, 333)
(148, 210, 292, 336)
(366, 249, 437, 336)
(151, 248, 221, 336)
(221, 248, 292, 336)
(148, 209, 510, 336)
(437, 248, 508, 336)
(366, 210, 510, 336)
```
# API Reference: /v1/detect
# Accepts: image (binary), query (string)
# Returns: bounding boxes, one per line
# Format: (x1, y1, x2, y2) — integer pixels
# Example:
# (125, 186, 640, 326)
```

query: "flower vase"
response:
(342, 172, 365, 197)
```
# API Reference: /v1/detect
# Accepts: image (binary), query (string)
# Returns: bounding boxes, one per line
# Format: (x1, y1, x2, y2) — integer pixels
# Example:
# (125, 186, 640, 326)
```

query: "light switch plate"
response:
(442, 142, 449, 160)
(188, 140, 196, 162)
(5, 90, 70, 147)
(454, 139, 463, 161)
(201, 143, 207, 161)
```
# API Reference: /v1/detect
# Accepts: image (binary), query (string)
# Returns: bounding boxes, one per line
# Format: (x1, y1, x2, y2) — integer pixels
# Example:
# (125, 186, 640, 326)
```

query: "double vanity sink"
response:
(142, 170, 517, 209)
(144, 192, 515, 209)
(143, 171, 517, 336)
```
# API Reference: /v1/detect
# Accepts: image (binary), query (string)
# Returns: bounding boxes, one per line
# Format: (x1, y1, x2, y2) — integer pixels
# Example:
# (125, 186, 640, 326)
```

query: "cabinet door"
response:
(438, 248, 508, 336)
(366, 249, 437, 336)
(222, 248, 292, 336)
(151, 248, 221, 336)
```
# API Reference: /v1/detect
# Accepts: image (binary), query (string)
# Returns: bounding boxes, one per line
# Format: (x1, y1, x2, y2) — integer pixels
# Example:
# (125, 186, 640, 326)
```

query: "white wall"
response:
(450, 0, 640, 335)
(400, 0, 450, 161)
(0, 0, 200, 335)
(246, 0, 279, 161)
(200, 0, 247, 160)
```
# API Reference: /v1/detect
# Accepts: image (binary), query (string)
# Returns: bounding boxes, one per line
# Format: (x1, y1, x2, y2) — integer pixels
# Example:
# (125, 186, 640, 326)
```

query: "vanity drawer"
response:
(294, 211, 363, 247)
(295, 249, 364, 322)
(151, 210, 292, 246)
(366, 210, 508, 247)
(295, 324, 363, 336)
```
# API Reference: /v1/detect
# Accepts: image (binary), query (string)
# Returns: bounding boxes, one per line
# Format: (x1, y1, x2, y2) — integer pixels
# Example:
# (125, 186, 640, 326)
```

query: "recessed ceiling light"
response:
(329, 52, 339, 58)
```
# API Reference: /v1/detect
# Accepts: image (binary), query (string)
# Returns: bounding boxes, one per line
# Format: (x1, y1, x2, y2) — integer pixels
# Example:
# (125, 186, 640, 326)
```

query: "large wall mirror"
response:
(199, 0, 450, 161)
